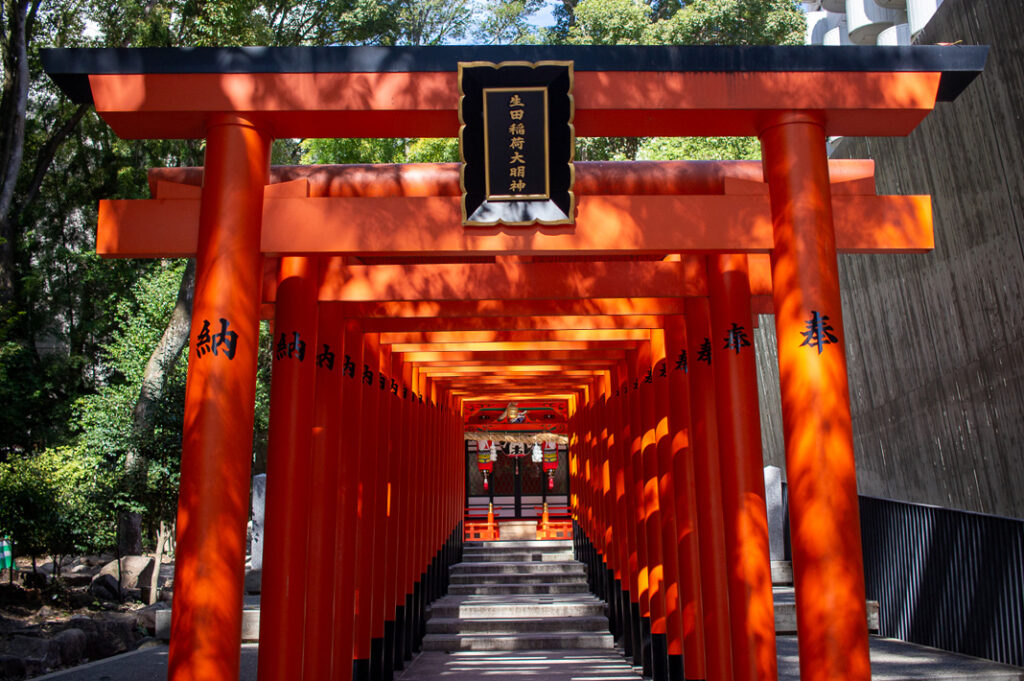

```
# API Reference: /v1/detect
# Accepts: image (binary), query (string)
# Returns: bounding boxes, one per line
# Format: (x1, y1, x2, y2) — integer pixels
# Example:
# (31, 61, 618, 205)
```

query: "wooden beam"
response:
(97, 194, 933, 259)
(85, 70, 942, 139)
(399, 350, 625, 363)
(390, 340, 639, 353)
(356, 315, 666, 332)
(332, 298, 688, 318)
(308, 260, 708, 302)
(380, 329, 650, 344)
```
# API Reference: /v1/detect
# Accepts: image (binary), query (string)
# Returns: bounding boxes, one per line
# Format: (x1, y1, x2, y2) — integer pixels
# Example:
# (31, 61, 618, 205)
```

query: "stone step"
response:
(426, 615, 610, 634)
(772, 561, 793, 585)
(448, 582, 590, 595)
(421, 631, 615, 651)
(463, 540, 573, 550)
(429, 595, 606, 619)
(156, 607, 261, 642)
(450, 572, 586, 585)
(772, 587, 879, 634)
(450, 561, 585, 576)
(460, 551, 574, 562)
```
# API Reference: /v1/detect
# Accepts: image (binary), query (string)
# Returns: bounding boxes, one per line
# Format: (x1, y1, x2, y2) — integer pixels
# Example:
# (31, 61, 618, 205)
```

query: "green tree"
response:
(474, 0, 546, 45)
(566, 0, 651, 44)
(0, 446, 112, 574)
(554, 0, 805, 162)
(643, 0, 805, 45)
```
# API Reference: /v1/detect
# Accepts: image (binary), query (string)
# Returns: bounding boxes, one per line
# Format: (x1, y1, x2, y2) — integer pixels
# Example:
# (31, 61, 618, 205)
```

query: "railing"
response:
(860, 495, 1024, 667)
(781, 484, 1024, 667)
(534, 504, 573, 540)
(464, 507, 500, 541)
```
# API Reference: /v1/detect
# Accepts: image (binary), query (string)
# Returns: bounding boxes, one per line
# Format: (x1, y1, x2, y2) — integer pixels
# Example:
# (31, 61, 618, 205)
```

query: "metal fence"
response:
(781, 484, 1024, 667)
(860, 495, 1024, 667)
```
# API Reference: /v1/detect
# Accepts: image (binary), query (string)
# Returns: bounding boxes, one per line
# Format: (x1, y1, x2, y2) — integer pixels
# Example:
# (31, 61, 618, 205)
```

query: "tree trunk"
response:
(120, 259, 195, 555)
(0, 1, 31, 305)
(147, 520, 171, 605)
(128, 259, 196, 464)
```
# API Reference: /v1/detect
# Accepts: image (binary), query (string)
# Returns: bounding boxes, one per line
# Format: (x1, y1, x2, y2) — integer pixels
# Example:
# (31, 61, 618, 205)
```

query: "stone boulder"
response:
(134, 602, 170, 635)
(52, 628, 87, 667)
(96, 555, 154, 590)
(0, 655, 26, 679)
(20, 572, 46, 589)
(88, 573, 120, 602)
(64, 613, 138, 660)
(0, 634, 61, 671)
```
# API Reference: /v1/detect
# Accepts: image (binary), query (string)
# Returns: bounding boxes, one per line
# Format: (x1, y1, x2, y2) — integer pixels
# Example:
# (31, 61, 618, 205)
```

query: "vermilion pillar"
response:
(353, 333, 382, 681)
(303, 299, 343, 680)
(618, 360, 643, 666)
(610, 363, 635, 658)
(650, 328, 685, 681)
(169, 115, 270, 681)
(259, 255, 320, 681)
(630, 346, 654, 677)
(370, 342, 394, 681)
(760, 113, 871, 681)
(662, 318, 706, 681)
(332, 319, 365, 681)
(708, 254, 777, 681)
(684, 296, 734, 681)
(641, 334, 670, 681)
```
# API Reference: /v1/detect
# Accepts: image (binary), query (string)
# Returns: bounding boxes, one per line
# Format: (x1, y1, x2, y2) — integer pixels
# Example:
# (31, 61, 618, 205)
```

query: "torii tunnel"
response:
(43, 45, 985, 681)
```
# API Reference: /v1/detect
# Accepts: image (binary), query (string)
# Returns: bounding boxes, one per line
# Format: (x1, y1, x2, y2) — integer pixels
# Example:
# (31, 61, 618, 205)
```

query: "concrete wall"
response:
(757, 0, 1024, 519)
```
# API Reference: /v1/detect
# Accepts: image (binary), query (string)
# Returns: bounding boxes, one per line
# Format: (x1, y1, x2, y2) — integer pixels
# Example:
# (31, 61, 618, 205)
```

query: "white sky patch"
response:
(83, 18, 102, 40)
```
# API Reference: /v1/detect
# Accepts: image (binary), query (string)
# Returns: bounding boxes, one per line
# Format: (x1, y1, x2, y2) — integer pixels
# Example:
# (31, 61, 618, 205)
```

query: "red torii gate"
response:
(42, 44, 985, 681)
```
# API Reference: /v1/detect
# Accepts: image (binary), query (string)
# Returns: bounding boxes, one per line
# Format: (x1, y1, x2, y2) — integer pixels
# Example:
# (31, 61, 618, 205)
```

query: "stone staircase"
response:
(422, 540, 615, 651)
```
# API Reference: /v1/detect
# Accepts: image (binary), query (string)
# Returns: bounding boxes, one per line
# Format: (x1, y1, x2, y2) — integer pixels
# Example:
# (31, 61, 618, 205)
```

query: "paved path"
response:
(35, 638, 1024, 681)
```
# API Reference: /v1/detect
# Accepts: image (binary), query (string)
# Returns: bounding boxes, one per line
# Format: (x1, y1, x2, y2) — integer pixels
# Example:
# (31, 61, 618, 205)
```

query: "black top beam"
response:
(41, 45, 987, 105)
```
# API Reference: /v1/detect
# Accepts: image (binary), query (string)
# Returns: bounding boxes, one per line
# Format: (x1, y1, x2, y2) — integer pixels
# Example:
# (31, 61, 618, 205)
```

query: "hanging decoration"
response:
(476, 440, 494, 472)
(464, 430, 568, 445)
(507, 442, 527, 458)
(475, 440, 497, 491)
(543, 440, 559, 489)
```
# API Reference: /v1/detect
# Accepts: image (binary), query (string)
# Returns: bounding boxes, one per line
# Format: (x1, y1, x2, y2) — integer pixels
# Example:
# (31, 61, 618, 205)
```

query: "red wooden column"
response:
(610, 362, 634, 658)
(591, 390, 604, 555)
(579, 394, 592, 542)
(598, 373, 618, 625)
(684, 296, 734, 681)
(708, 254, 777, 681)
(651, 326, 688, 681)
(168, 115, 270, 681)
(332, 319, 365, 681)
(582, 393, 596, 550)
(258, 256, 319, 681)
(618, 359, 643, 665)
(382, 357, 401, 674)
(641, 333, 670, 681)
(302, 297, 344, 681)
(352, 333, 382, 681)
(393, 358, 415, 669)
(370, 341, 394, 681)
(760, 113, 871, 681)
(664, 315, 707, 681)
(629, 346, 653, 676)
(408, 373, 427, 653)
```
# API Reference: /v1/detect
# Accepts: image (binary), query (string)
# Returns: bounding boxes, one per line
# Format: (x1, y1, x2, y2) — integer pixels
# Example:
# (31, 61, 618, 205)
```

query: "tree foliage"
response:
(559, 0, 805, 162)
(0, 445, 113, 565)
